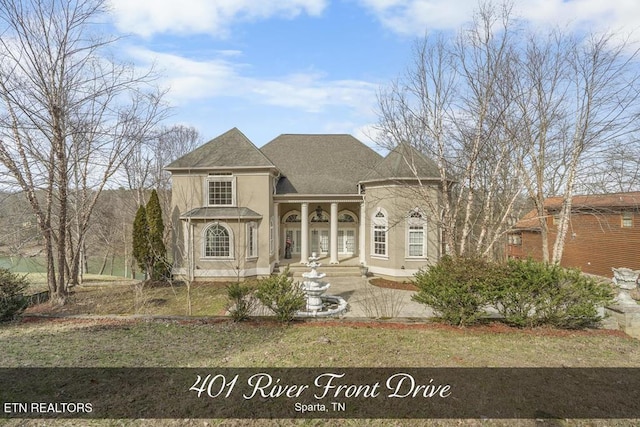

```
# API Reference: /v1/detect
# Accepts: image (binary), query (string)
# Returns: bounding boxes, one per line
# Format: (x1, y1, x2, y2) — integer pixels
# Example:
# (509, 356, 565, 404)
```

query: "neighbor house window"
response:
(509, 234, 522, 246)
(406, 210, 427, 258)
(204, 223, 232, 258)
(207, 174, 234, 206)
(372, 208, 388, 257)
(247, 222, 258, 259)
(622, 212, 633, 228)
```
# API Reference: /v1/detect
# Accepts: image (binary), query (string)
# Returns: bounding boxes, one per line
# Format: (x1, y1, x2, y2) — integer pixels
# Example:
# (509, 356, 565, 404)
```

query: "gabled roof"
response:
(512, 191, 640, 231)
(260, 134, 383, 194)
(544, 191, 640, 211)
(513, 209, 543, 230)
(361, 143, 440, 182)
(166, 128, 275, 170)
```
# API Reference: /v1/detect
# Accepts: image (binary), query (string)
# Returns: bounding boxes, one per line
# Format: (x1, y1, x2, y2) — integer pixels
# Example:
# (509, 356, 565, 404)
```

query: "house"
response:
(507, 192, 640, 277)
(166, 127, 443, 280)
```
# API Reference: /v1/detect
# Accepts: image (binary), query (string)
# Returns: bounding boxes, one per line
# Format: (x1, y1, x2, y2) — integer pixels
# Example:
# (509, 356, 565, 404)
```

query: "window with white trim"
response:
(269, 216, 275, 255)
(207, 174, 234, 206)
(247, 222, 258, 259)
(372, 208, 388, 257)
(622, 212, 633, 228)
(406, 210, 427, 258)
(204, 223, 232, 258)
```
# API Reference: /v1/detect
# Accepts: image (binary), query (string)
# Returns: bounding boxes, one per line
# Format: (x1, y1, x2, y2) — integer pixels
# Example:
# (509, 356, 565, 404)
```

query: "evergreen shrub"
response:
(255, 269, 305, 323)
(0, 268, 29, 322)
(226, 281, 257, 322)
(412, 256, 496, 326)
(413, 256, 614, 328)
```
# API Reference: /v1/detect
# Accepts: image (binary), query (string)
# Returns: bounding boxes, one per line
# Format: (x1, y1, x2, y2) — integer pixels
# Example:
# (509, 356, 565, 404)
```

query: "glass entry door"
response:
(285, 229, 301, 254)
(338, 229, 355, 255)
(311, 229, 329, 255)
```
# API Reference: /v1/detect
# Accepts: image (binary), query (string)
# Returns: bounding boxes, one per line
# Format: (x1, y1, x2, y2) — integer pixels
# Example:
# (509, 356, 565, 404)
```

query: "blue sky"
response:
(106, 0, 640, 148)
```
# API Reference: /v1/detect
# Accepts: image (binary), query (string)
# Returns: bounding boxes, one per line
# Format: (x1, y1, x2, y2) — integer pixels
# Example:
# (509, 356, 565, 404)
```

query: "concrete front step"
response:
(275, 264, 363, 277)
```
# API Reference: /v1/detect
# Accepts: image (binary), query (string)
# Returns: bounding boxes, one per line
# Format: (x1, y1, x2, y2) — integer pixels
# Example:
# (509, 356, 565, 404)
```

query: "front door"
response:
(338, 229, 355, 255)
(311, 229, 329, 255)
(285, 229, 301, 254)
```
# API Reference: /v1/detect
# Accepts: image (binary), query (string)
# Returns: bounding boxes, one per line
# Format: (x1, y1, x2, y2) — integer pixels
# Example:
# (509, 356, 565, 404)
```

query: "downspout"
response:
(189, 217, 194, 282)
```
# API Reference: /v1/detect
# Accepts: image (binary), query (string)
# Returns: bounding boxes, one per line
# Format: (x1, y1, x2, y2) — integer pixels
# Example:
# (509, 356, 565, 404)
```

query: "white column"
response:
(330, 202, 339, 264)
(274, 202, 280, 263)
(300, 202, 309, 263)
(359, 201, 366, 264)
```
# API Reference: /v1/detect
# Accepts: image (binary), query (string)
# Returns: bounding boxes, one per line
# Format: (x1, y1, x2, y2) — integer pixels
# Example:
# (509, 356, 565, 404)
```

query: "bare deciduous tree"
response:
(0, 0, 167, 302)
(376, 1, 525, 259)
(376, 0, 640, 263)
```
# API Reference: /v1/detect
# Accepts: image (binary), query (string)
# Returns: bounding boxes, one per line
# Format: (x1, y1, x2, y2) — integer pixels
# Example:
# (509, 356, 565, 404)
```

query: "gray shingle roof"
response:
(180, 207, 262, 220)
(260, 134, 383, 194)
(362, 143, 440, 182)
(166, 127, 275, 170)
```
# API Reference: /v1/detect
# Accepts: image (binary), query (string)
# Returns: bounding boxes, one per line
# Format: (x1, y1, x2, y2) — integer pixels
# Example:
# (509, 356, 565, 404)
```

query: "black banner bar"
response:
(1, 368, 639, 419)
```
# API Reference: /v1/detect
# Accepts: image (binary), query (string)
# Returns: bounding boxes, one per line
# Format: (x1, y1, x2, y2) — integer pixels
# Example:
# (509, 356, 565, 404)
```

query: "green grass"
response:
(1, 317, 638, 368)
(0, 255, 143, 279)
(23, 281, 230, 316)
(3, 282, 640, 426)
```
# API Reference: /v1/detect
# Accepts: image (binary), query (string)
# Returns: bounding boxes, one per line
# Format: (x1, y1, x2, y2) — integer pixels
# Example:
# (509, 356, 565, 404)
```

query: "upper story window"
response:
(508, 234, 522, 246)
(207, 174, 235, 206)
(622, 212, 633, 228)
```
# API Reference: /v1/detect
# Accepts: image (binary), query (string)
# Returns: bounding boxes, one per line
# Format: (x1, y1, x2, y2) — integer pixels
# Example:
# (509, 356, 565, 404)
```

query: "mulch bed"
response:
(369, 277, 418, 291)
(16, 314, 632, 339)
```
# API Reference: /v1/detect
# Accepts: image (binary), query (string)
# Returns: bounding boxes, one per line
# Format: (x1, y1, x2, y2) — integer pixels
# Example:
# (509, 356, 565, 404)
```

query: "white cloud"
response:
(108, 0, 327, 37)
(357, 0, 640, 36)
(128, 47, 378, 114)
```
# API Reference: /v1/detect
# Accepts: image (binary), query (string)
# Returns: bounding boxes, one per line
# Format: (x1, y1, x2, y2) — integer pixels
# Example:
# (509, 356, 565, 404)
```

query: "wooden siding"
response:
(508, 211, 640, 277)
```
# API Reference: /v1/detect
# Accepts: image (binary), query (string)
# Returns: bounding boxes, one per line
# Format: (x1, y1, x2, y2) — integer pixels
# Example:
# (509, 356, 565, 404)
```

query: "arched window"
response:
(204, 223, 232, 258)
(407, 209, 427, 258)
(372, 208, 388, 257)
(283, 211, 301, 223)
(338, 211, 357, 223)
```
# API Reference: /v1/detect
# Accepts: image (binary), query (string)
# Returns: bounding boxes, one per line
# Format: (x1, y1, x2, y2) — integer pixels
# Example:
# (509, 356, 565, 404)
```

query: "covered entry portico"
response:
(274, 195, 365, 265)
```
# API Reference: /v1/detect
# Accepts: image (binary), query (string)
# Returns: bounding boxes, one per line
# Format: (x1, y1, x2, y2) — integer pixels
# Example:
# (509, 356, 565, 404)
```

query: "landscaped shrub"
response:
(413, 256, 613, 329)
(490, 258, 557, 327)
(226, 281, 257, 322)
(492, 258, 614, 329)
(0, 268, 29, 322)
(255, 269, 305, 323)
(412, 256, 496, 326)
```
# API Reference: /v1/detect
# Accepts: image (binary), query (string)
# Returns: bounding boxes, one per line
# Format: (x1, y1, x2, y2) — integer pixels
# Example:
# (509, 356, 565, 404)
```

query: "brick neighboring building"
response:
(507, 192, 640, 278)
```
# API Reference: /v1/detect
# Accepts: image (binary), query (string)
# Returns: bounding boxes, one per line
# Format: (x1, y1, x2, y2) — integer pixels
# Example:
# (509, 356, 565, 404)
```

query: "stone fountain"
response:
(297, 253, 347, 317)
(612, 267, 639, 306)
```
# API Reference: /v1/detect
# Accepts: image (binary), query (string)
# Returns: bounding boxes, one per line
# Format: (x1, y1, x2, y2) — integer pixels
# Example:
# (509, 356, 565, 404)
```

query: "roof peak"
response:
(166, 127, 276, 170)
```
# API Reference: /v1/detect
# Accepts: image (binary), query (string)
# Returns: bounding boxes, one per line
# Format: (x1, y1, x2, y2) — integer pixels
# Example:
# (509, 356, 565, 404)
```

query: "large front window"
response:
(208, 175, 234, 206)
(406, 210, 427, 258)
(204, 223, 231, 257)
(373, 226, 386, 256)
